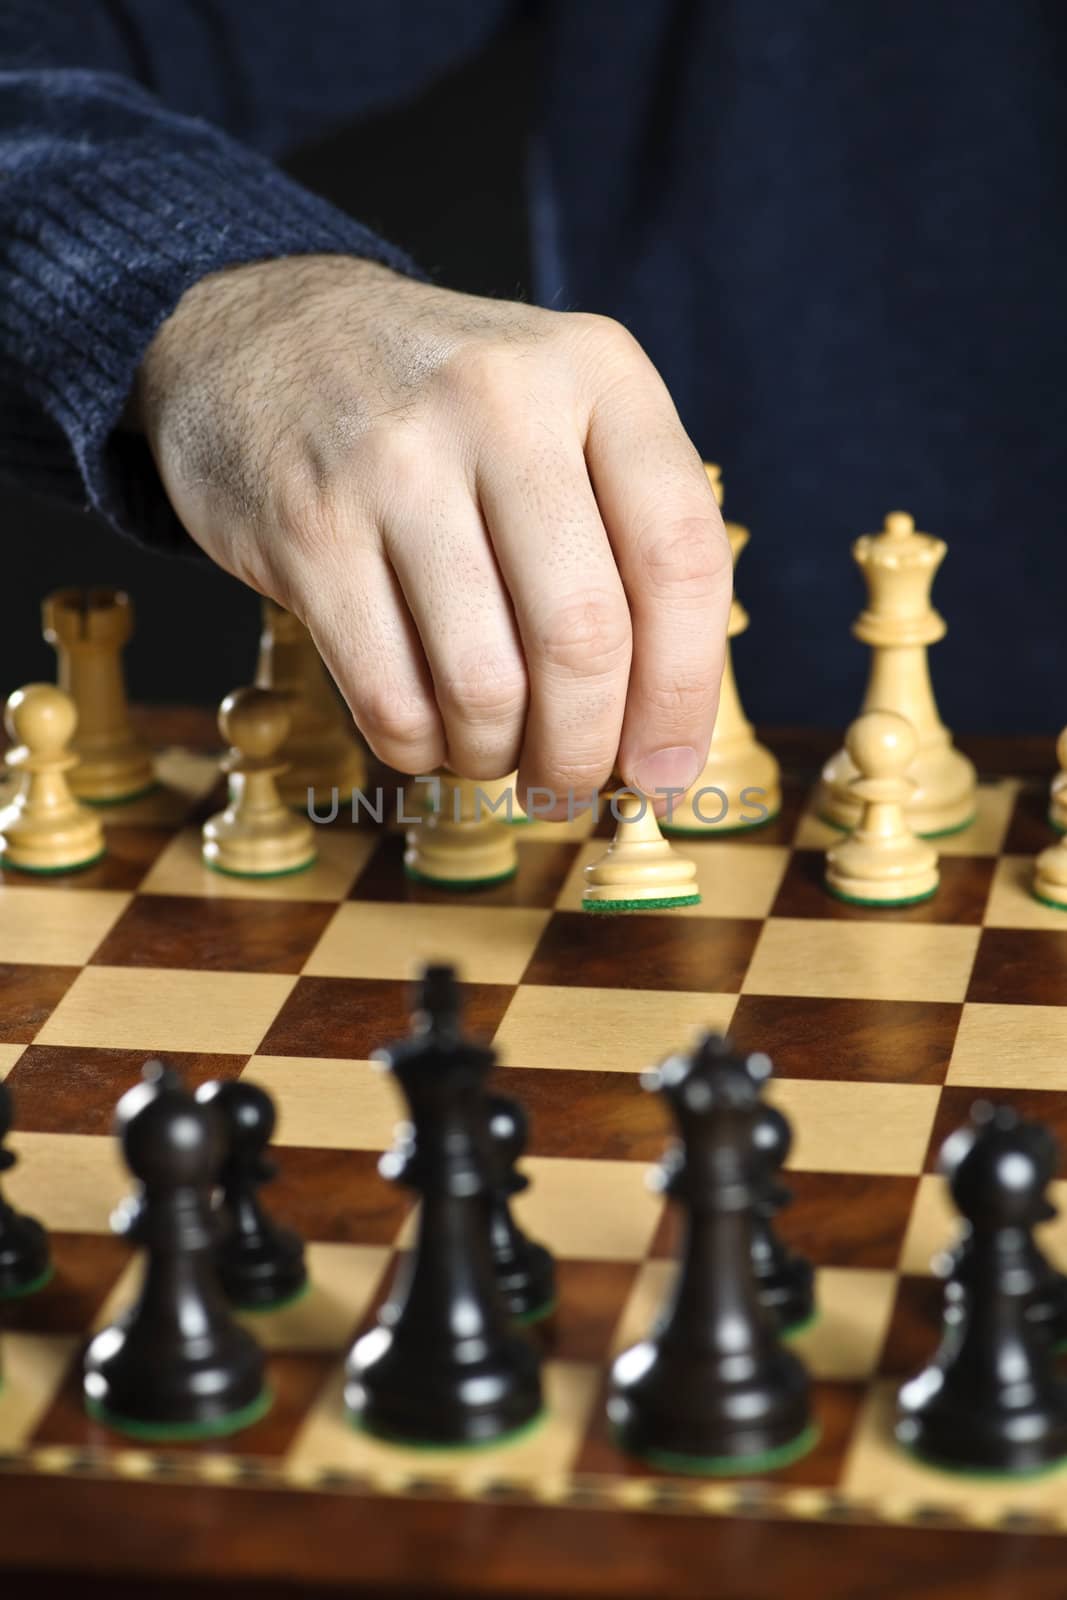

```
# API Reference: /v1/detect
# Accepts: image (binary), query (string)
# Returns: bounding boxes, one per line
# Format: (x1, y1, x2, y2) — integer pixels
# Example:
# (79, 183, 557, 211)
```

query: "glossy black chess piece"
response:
(196, 1078, 307, 1310)
(486, 1091, 556, 1321)
(750, 1097, 815, 1333)
(345, 966, 543, 1445)
(0, 1079, 51, 1298)
(896, 1101, 1067, 1474)
(83, 1060, 269, 1439)
(608, 1034, 813, 1470)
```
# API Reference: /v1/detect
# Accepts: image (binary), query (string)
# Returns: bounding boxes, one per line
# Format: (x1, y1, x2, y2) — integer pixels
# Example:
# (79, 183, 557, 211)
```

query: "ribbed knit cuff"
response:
(2, 123, 422, 550)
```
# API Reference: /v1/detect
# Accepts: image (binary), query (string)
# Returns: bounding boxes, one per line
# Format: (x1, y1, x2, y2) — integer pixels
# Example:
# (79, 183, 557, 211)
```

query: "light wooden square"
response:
(555, 839, 790, 918)
(610, 1263, 895, 1381)
(743, 920, 980, 1003)
(515, 1157, 661, 1261)
(288, 1358, 599, 1492)
(843, 1380, 1067, 1521)
(984, 855, 1067, 929)
(948, 1003, 1067, 1090)
(0, 1335, 79, 1449)
(899, 1172, 1067, 1275)
(7, 1131, 126, 1233)
(0, 1043, 25, 1079)
(140, 826, 375, 902)
(93, 1242, 390, 1352)
(0, 887, 130, 966)
(492, 986, 738, 1073)
(304, 902, 550, 985)
(248, 1056, 403, 1149)
(768, 1080, 940, 1176)
(36, 966, 296, 1055)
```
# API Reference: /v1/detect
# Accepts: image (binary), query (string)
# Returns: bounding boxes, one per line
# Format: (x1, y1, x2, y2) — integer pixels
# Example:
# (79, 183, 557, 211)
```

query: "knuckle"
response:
(437, 658, 528, 726)
(541, 754, 615, 795)
(570, 312, 640, 361)
(636, 517, 733, 601)
(538, 594, 632, 678)
(355, 691, 439, 756)
(642, 670, 720, 721)
(357, 425, 427, 506)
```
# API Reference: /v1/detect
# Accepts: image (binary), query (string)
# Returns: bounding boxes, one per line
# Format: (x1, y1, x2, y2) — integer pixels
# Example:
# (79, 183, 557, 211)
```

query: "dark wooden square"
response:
(967, 927, 1067, 1005)
(523, 912, 762, 992)
(89, 894, 336, 974)
(1003, 783, 1061, 856)
(770, 852, 994, 925)
(5, 1047, 247, 1135)
(269, 1147, 411, 1244)
(0, 1233, 130, 1336)
(31, 1350, 336, 1460)
(352, 833, 580, 909)
(0, 963, 79, 1043)
(546, 1261, 641, 1364)
(925, 1086, 1067, 1171)
(258, 976, 515, 1059)
(877, 1274, 945, 1377)
(729, 995, 961, 1085)
(0, 826, 172, 894)
(500, 1066, 665, 1162)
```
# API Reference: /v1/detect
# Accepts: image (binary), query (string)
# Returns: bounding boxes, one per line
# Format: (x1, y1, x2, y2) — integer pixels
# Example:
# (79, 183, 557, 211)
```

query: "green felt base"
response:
(781, 1307, 819, 1341)
(204, 854, 317, 880)
(662, 808, 781, 838)
(82, 781, 159, 807)
(1051, 814, 1066, 836)
(0, 849, 104, 876)
(0, 1262, 54, 1301)
(404, 864, 518, 890)
(819, 811, 977, 841)
(1033, 890, 1067, 913)
(348, 1407, 546, 1454)
(583, 893, 701, 913)
(514, 1296, 557, 1327)
(624, 1421, 820, 1478)
(826, 883, 938, 908)
(85, 1386, 272, 1443)
(230, 1276, 311, 1315)
(900, 1438, 1067, 1483)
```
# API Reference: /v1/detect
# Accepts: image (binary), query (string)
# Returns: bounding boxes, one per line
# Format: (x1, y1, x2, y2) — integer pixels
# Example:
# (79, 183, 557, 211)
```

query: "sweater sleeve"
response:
(0, 0, 517, 549)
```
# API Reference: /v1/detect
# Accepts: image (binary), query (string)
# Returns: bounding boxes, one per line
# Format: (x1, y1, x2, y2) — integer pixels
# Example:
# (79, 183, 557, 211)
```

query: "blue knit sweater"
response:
(2, 0, 1064, 729)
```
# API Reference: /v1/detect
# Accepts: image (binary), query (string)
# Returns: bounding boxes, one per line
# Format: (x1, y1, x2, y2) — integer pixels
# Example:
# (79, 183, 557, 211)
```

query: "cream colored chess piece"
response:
(825, 711, 939, 906)
(202, 688, 317, 876)
(256, 598, 365, 808)
(583, 791, 700, 910)
(1034, 833, 1067, 910)
(1048, 726, 1067, 834)
(0, 684, 105, 872)
(404, 772, 518, 886)
(817, 512, 976, 837)
(664, 464, 780, 835)
(42, 588, 154, 803)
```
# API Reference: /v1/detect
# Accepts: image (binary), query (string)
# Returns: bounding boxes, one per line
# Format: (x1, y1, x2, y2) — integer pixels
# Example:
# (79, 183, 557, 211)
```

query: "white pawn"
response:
(0, 684, 105, 873)
(825, 711, 939, 906)
(202, 688, 316, 878)
(1048, 726, 1067, 835)
(582, 791, 700, 911)
(404, 772, 518, 887)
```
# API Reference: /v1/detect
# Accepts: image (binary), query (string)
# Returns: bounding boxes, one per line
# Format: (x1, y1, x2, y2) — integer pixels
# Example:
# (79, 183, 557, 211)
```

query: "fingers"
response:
(299, 544, 448, 776)
(382, 490, 529, 780)
(585, 357, 732, 805)
(476, 430, 632, 819)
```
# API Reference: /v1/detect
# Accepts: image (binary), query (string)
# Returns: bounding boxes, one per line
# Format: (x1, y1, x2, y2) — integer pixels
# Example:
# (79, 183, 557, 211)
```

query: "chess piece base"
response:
(896, 1393, 1067, 1477)
(0, 1209, 52, 1299)
(345, 1324, 543, 1447)
(85, 1387, 272, 1444)
(276, 740, 366, 810)
(202, 811, 316, 878)
(662, 740, 781, 836)
(219, 1227, 309, 1311)
(404, 821, 518, 888)
(84, 1323, 270, 1440)
(0, 803, 105, 875)
(70, 747, 156, 805)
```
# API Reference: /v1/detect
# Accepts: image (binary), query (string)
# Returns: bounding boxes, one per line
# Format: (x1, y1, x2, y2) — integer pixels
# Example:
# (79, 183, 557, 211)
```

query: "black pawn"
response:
(751, 1101, 815, 1333)
(896, 1102, 1067, 1474)
(486, 1092, 556, 1322)
(0, 1081, 50, 1298)
(83, 1060, 269, 1440)
(608, 1035, 812, 1470)
(346, 965, 542, 1445)
(195, 1079, 307, 1310)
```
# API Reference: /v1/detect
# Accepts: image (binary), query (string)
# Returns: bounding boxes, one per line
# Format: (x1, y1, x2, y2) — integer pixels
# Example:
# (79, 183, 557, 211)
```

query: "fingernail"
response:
(632, 745, 701, 797)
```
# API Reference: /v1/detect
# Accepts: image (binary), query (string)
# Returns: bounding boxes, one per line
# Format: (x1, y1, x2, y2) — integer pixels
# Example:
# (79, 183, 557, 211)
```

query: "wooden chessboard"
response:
(3, 713, 1067, 1600)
